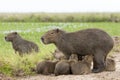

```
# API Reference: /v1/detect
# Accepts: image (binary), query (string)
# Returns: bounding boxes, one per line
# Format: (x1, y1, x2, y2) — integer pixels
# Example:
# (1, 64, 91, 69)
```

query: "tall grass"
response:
(0, 22, 120, 76)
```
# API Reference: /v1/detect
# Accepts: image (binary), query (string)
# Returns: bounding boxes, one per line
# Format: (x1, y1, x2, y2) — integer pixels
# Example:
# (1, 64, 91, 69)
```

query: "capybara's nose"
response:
(5, 37, 7, 40)
(41, 37, 44, 42)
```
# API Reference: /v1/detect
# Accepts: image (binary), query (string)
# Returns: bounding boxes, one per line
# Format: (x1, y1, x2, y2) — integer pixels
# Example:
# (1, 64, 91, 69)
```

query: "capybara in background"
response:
(53, 49, 66, 60)
(54, 60, 71, 76)
(70, 55, 93, 75)
(41, 28, 114, 73)
(36, 60, 58, 75)
(5, 32, 39, 56)
(105, 58, 116, 71)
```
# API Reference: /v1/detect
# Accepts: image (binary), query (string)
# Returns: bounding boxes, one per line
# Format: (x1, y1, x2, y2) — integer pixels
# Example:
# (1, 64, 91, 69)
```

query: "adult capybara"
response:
(5, 32, 39, 56)
(70, 55, 93, 75)
(41, 28, 114, 73)
(105, 58, 116, 71)
(36, 60, 58, 75)
(54, 60, 71, 76)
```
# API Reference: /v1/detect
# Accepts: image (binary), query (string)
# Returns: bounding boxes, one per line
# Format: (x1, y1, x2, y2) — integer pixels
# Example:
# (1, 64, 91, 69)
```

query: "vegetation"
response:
(0, 13, 120, 22)
(0, 22, 120, 76)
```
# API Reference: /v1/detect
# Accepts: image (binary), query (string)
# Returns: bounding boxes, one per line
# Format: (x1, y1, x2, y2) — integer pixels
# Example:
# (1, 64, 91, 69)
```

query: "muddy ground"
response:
(1, 36, 120, 80)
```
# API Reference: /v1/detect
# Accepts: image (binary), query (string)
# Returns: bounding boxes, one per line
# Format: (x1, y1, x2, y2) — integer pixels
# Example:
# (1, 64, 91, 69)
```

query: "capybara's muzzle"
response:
(5, 36, 8, 41)
(5, 37, 7, 40)
(41, 37, 45, 43)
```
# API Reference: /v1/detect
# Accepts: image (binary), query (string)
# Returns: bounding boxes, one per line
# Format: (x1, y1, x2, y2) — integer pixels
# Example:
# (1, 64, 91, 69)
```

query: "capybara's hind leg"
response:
(92, 50, 106, 73)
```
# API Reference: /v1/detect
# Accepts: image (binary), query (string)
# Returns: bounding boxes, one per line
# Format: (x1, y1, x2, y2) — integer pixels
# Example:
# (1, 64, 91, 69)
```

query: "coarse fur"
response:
(54, 54, 78, 76)
(54, 60, 71, 76)
(5, 32, 39, 56)
(69, 54, 79, 61)
(36, 60, 58, 75)
(41, 28, 114, 73)
(52, 49, 66, 60)
(105, 58, 116, 71)
(70, 54, 93, 75)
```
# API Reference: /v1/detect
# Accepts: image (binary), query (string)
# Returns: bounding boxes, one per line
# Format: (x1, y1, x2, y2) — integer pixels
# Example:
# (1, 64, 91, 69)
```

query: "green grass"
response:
(0, 22, 120, 76)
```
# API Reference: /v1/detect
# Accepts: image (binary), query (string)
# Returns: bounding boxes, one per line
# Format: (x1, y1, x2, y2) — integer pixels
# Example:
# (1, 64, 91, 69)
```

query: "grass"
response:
(0, 13, 120, 22)
(0, 22, 120, 76)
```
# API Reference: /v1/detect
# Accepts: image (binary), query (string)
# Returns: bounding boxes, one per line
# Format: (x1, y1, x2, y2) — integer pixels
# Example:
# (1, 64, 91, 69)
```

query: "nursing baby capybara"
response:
(70, 54, 93, 75)
(41, 28, 114, 73)
(54, 60, 71, 76)
(69, 54, 79, 61)
(105, 58, 116, 71)
(36, 60, 58, 75)
(54, 54, 78, 76)
(53, 49, 66, 60)
(5, 32, 39, 56)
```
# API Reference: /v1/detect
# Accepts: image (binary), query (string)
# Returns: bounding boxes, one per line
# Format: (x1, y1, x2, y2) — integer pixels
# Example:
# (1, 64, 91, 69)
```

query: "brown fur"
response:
(69, 54, 79, 61)
(105, 58, 116, 71)
(54, 60, 71, 76)
(53, 49, 66, 60)
(5, 32, 39, 56)
(41, 28, 114, 73)
(36, 60, 58, 75)
(54, 54, 78, 76)
(70, 55, 93, 75)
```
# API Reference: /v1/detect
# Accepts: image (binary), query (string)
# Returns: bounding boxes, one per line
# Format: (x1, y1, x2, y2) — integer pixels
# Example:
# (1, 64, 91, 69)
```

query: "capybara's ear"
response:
(56, 28, 59, 33)
(13, 32, 18, 35)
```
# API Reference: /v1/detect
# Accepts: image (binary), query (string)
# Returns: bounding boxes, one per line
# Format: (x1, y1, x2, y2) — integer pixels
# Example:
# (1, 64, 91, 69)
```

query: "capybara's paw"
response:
(92, 68, 104, 73)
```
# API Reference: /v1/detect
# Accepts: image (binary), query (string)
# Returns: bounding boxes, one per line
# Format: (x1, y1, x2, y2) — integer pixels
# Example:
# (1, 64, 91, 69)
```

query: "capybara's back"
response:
(70, 55, 92, 75)
(71, 61, 91, 75)
(5, 32, 39, 55)
(36, 61, 58, 75)
(54, 60, 71, 76)
(36, 61, 46, 74)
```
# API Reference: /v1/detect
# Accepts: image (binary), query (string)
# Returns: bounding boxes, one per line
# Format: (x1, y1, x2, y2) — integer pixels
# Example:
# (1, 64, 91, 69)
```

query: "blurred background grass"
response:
(0, 13, 120, 22)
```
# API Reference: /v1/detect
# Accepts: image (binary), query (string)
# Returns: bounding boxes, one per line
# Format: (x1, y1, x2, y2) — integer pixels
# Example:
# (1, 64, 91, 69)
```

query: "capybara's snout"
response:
(41, 36, 47, 44)
(5, 36, 7, 40)
(41, 36, 44, 43)
(4, 36, 9, 41)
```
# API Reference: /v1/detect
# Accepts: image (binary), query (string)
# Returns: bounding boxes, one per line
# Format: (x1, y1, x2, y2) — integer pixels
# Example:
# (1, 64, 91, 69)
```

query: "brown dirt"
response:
(14, 36, 120, 80)
(0, 73, 13, 80)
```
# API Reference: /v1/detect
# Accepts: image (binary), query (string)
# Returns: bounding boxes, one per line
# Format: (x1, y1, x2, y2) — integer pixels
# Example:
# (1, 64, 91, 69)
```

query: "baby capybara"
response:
(36, 60, 58, 75)
(70, 54, 93, 75)
(69, 54, 79, 61)
(5, 32, 39, 56)
(105, 58, 116, 71)
(54, 54, 78, 76)
(41, 28, 114, 73)
(54, 60, 71, 76)
(53, 49, 66, 60)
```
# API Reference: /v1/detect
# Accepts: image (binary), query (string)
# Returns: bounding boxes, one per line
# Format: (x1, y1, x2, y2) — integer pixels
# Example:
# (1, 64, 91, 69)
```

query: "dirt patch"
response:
(15, 36, 120, 80)
(0, 73, 13, 80)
